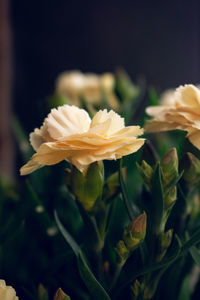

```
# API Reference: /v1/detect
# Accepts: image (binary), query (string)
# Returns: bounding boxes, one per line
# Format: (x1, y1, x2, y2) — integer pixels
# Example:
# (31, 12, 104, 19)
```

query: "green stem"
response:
(90, 216, 105, 283)
(109, 261, 125, 292)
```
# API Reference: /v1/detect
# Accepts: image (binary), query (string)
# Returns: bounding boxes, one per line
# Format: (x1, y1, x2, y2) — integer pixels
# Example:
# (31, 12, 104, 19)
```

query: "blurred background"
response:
(0, 0, 200, 178)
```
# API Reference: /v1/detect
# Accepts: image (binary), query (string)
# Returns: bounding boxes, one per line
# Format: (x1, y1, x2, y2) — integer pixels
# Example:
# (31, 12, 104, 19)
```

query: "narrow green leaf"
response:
(77, 251, 111, 300)
(182, 226, 200, 254)
(54, 210, 80, 256)
(119, 159, 139, 220)
(178, 275, 191, 300)
(190, 246, 200, 267)
(55, 212, 110, 299)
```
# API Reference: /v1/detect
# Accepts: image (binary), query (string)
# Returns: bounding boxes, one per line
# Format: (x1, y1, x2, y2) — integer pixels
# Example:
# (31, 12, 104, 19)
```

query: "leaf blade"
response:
(54, 210, 80, 256)
(77, 251, 111, 300)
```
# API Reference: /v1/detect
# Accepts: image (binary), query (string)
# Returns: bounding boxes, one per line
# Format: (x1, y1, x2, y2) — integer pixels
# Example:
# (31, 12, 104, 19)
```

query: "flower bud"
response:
(71, 161, 104, 211)
(156, 229, 173, 262)
(160, 148, 178, 187)
(102, 172, 120, 203)
(123, 212, 147, 252)
(115, 240, 130, 264)
(180, 152, 200, 185)
(54, 288, 70, 300)
(164, 186, 177, 209)
(131, 279, 141, 300)
(38, 284, 48, 300)
(137, 160, 153, 190)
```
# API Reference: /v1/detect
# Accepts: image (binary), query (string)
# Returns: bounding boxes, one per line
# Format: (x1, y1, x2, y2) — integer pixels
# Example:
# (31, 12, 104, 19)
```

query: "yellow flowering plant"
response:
(2, 71, 200, 300)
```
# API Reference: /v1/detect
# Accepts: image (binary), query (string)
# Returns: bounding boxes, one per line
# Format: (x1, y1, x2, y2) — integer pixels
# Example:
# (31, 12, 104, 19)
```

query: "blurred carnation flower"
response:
(159, 88, 175, 106)
(20, 105, 145, 175)
(145, 84, 200, 149)
(55, 70, 119, 109)
(0, 280, 18, 300)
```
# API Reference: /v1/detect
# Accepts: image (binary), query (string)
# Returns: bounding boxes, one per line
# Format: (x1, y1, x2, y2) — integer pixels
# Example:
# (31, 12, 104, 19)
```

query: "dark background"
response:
(11, 0, 200, 131)
(1, 0, 200, 177)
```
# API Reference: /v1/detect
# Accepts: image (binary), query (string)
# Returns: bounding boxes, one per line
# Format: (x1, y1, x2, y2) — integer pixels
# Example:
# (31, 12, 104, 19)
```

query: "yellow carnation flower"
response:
(55, 71, 119, 109)
(0, 280, 18, 300)
(145, 84, 200, 149)
(20, 105, 145, 175)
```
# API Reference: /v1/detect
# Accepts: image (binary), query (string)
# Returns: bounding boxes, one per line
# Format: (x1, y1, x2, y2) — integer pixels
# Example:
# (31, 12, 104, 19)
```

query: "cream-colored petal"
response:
(0, 280, 6, 287)
(145, 120, 186, 133)
(112, 126, 144, 137)
(187, 130, 200, 149)
(20, 158, 43, 176)
(30, 121, 56, 151)
(30, 127, 45, 151)
(114, 139, 145, 157)
(56, 71, 85, 94)
(175, 84, 200, 107)
(146, 106, 170, 117)
(91, 109, 124, 136)
(20, 143, 70, 175)
(160, 89, 176, 106)
(0, 280, 18, 300)
(46, 105, 91, 140)
(100, 73, 114, 91)
(89, 119, 112, 136)
(71, 138, 145, 166)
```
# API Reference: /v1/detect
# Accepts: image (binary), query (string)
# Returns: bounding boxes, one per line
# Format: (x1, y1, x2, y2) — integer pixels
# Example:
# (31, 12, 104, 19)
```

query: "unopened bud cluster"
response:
(116, 212, 147, 264)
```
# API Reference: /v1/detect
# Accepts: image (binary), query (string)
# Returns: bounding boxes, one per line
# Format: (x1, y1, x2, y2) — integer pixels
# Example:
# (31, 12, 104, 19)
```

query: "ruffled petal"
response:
(46, 105, 91, 140)
(91, 109, 124, 136)
(175, 84, 200, 107)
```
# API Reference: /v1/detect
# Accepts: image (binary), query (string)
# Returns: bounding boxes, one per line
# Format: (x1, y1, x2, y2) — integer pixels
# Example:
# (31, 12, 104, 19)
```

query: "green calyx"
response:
(70, 161, 104, 211)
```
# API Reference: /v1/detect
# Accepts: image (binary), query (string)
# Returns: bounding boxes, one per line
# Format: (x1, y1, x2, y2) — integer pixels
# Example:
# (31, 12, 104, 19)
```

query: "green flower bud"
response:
(160, 148, 178, 187)
(123, 212, 147, 252)
(156, 229, 173, 262)
(71, 161, 104, 211)
(54, 288, 71, 300)
(103, 171, 120, 203)
(181, 152, 200, 185)
(38, 284, 48, 300)
(138, 160, 153, 190)
(164, 186, 177, 209)
(115, 240, 130, 264)
(131, 279, 141, 300)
